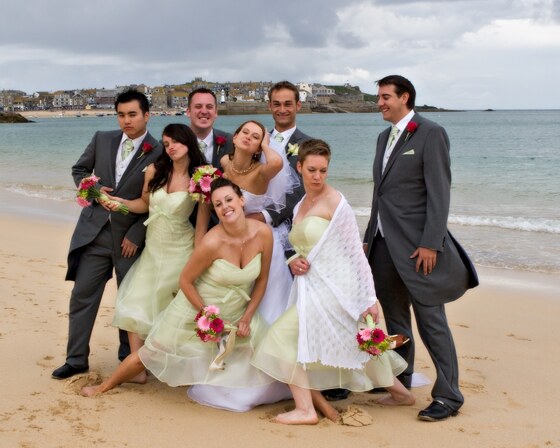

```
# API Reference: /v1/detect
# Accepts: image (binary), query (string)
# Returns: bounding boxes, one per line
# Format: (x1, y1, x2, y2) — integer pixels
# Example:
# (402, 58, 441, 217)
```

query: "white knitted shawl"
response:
(288, 193, 377, 369)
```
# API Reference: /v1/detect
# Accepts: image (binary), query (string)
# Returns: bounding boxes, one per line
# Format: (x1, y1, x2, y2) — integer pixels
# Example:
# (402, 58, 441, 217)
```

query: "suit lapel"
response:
(109, 133, 122, 188)
(118, 133, 154, 187)
(381, 113, 419, 181)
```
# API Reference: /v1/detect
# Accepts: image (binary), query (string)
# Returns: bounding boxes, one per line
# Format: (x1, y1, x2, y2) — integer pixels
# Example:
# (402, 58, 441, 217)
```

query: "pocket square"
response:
(403, 149, 415, 155)
(142, 166, 148, 172)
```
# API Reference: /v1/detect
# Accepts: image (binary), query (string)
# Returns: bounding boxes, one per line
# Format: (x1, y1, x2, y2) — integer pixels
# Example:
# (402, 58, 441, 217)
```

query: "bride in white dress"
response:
(187, 120, 297, 411)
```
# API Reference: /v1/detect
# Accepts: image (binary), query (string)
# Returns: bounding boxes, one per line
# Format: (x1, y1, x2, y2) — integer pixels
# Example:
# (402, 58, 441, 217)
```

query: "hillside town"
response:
(0, 78, 376, 114)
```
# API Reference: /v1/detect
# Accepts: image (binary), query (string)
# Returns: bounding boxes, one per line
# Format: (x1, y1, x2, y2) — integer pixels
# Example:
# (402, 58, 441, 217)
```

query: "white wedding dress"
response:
(187, 190, 293, 412)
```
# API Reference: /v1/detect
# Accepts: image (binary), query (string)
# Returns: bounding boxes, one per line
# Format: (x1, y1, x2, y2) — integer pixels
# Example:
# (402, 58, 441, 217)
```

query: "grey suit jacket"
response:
(66, 129, 163, 280)
(364, 113, 478, 305)
(266, 127, 311, 227)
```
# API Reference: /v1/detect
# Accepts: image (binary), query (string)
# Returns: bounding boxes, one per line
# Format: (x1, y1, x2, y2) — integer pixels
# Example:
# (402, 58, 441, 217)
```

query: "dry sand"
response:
(1, 212, 559, 447)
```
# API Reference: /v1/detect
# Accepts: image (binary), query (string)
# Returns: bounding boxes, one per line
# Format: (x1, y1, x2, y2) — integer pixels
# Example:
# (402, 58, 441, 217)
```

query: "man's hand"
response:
(410, 247, 437, 275)
(121, 237, 138, 258)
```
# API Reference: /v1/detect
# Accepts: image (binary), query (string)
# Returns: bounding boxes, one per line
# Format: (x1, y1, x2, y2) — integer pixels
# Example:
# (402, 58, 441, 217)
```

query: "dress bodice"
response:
(241, 189, 267, 215)
(145, 189, 194, 230)
(288, 216, 330, 258)
(195, 254, 262, 303)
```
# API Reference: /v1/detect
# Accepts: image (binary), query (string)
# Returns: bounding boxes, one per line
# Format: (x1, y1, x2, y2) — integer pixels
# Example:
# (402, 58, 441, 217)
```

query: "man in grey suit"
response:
(186, 87, 232, 169)
(364, 75, 478, 420)
(52, 89, 162, 379)
(247, 81, 311, 230)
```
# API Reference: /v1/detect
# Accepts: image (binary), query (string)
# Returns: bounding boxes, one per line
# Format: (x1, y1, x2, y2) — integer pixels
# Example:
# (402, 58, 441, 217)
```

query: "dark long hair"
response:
(148, 124, 207, 193)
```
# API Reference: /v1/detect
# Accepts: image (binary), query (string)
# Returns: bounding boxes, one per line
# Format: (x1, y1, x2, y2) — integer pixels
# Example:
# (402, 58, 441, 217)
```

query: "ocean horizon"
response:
(1, 110, 559, 274)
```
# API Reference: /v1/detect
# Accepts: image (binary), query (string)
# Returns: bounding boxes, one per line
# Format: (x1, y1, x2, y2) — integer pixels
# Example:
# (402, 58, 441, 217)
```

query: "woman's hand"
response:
(236, 319, 251, 338)
(289, 257, 310, 276)
(362, 303, 380, 324)
(261, 132, 271, 151)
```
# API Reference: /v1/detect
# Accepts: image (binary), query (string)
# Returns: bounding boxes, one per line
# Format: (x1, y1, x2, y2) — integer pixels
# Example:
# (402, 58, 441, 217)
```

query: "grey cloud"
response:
(336, 31, 368, 49)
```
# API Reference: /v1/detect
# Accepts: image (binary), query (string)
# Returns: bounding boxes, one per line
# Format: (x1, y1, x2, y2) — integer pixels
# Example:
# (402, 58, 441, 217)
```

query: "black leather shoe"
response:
(51, 363, 89, 380)
(418, 400, 459, 422)
(322, 388, 351, 401)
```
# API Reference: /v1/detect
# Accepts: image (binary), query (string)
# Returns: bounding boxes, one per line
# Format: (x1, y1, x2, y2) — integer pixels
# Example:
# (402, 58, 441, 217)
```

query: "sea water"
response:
(1, 110, 558, 273)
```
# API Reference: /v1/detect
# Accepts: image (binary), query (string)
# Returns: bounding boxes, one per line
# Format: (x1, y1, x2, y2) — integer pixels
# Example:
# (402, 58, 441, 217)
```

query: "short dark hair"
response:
(298, 139, 331, 164)
(188, 87, 217, 108)
(115, 88, 150, 114)
(376, 75, 416, 109)
(210, 177, 243, 199)
(268, 81, 299, 102)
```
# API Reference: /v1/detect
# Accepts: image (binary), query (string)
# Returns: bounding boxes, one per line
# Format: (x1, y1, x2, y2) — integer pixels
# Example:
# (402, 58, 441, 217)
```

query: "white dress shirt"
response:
(377, 110, 415, 236)
(116, 131, 147, 185)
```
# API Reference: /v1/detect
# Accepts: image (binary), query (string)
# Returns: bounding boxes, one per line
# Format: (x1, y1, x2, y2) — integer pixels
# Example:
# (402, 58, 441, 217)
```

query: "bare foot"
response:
(374, 393, 416, 406)
(127, 370, 147, 384)
(274, 409, 319, 425)
(80, 385, 103, 397)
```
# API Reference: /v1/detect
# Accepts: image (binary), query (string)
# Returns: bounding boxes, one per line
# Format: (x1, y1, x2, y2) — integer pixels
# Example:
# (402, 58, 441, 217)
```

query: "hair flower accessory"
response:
(137, 142, 154, 159)
(287, 143, 299, 157)
(404, 122, 418, 142)
(188, 165, 223, 203)
(76, 175, 129, 214)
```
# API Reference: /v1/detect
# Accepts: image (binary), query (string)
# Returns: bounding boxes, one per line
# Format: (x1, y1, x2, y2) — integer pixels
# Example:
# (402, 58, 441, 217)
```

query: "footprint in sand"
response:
(507, 333, 532, 342)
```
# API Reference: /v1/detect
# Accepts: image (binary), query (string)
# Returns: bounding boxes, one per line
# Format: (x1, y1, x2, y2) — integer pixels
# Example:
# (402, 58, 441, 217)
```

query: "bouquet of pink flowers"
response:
(76, 175, 129, 215)
(356, 314, 393, 357)
(188, 165, 222, 203)
(194, 305, 225, 343)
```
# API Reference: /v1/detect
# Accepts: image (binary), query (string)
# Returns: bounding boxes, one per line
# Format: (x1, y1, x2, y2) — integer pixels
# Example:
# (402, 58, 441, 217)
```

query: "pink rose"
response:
(367, 346, 381, 356)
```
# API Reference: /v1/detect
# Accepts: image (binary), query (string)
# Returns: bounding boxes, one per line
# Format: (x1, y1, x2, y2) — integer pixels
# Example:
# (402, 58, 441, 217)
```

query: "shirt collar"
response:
(394, 110, 415, 133)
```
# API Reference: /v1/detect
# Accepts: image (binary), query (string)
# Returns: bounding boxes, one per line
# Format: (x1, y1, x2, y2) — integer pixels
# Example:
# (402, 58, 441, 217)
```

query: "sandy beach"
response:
(1, 210, 559, 448)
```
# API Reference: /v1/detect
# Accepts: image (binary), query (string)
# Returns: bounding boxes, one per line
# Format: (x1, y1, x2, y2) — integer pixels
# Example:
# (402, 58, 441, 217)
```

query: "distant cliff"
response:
(0, 112, 32, 123)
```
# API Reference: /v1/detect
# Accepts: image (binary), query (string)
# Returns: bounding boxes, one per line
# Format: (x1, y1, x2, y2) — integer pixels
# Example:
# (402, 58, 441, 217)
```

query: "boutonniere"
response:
(404, 122, 418, 142)
(287, 143, 299, 157)
(137, 142, 154, 159)
(215, 136, 227, 147)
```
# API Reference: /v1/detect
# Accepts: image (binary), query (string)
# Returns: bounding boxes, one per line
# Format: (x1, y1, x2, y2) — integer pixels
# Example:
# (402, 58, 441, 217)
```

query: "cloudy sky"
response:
(1, 0, 558, 109)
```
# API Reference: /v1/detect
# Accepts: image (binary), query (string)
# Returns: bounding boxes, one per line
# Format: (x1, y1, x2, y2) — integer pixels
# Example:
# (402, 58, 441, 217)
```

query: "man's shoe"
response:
(51, 363, 88, 380)
(417, 400, 459, 422)
(322, 388, 351, 401)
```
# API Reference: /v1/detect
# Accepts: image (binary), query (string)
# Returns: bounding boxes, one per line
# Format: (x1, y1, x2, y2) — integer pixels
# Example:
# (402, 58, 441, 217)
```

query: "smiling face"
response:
(211, 185, 245, 223)
(377, 84, 410, 125)
(117, 100, 149, 139)
(232, 121, 265, 155)
(186, 92, 218, 137)
(297, 154, 329, 193)
(268, 88, 301, 132)
(162, 134, 188, 161)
